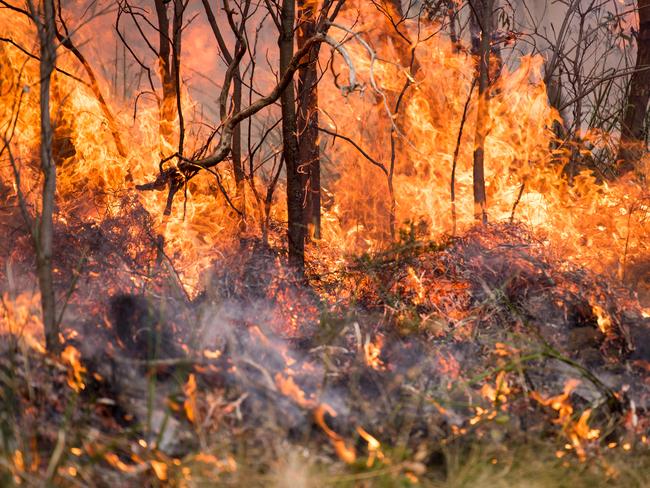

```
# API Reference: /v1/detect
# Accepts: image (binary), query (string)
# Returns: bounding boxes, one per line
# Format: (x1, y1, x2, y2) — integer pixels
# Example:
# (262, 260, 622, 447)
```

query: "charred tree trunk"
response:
(447, 0, 461, 52)
(618, 0, 650, 174)
(154, 0, 176, 150)
(232, 68, 246, 223)
(471, 0, 493, 225)
(297, 0, 320, 240)
(31, 0, 60, 352)
(171, 0, 184, 153)
(280, 0, 305, 271)
(230, 1, 250, 224)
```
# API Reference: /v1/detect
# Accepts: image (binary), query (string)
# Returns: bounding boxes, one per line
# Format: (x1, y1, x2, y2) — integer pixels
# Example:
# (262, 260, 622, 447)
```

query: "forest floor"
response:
(0, 223, 649, 487)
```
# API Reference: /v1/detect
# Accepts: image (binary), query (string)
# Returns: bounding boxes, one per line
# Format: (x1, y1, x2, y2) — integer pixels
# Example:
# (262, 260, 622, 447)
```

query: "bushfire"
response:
(0, 0, 649, 485)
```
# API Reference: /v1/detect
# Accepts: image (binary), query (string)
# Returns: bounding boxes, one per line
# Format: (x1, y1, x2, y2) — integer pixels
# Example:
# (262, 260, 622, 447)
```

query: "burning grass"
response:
(0, 224, 649, 486)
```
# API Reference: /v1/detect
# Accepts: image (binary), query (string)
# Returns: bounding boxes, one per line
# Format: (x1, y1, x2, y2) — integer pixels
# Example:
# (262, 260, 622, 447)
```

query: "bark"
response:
(34, 0, 60, 352)
(447, 0, 461, 52)
(232, 70, 246, 221)
(617, 0, 650, 174)
(154, 0, 176, 149)
(470, 0, 501, 79)
(280, 0, 305, 271)
(172, 0, 184, 153)
(297, 0, 321, 240)
(471, 0, 492, 225)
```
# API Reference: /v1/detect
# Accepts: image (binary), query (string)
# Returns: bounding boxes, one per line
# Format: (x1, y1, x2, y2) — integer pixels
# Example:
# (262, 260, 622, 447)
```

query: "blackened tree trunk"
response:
(232, 69, 246, 222)
(618, 0, 650, 174)
(280, 0, 305, 271)
(154, 0, 176, 149)
(297, 0, 320, 240)
(31, 0, 60, 352)
(471, 0, 493, 225)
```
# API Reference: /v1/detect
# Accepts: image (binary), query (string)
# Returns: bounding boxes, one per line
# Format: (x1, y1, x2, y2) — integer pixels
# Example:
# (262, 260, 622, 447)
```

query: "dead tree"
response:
(28, 0, 60, 352)
(470, 0, 493, 224)
(618, 0, 650, 174)
(297, 0, 321, 240)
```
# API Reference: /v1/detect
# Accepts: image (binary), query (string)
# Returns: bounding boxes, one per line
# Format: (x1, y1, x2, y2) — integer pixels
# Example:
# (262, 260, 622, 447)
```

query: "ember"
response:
(1, 0, 649, 485)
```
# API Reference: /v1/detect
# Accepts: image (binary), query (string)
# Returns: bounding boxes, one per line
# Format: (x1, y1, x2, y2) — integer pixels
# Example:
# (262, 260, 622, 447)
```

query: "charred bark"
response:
(153, 0, 177, 149)
(280, 0, 305, 271)
(297, 0, 321, 240)
(471, 0, 493, 225)
(232, 69, 246, 221)
(617, 0, 650, 174)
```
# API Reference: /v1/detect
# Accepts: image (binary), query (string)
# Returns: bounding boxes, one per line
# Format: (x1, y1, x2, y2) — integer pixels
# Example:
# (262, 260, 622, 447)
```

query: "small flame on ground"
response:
(61, 345, 86, 393)
(275, 373, 314, 408)
(183, 374, 198, 424)
(591, 303, 612, 334)
(531, 379, 601, 461)
(364, 334, 386, 371)
(313, 404, 356, 464)
(356, 426, 384, 467)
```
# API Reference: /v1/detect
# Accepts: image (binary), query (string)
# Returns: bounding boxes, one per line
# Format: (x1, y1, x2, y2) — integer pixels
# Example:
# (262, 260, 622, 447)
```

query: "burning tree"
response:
(0, 0, 649, 485)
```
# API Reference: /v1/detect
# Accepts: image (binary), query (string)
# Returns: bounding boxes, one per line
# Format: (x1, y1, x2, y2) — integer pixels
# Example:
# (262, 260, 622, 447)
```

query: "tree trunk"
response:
(280, 0, 305, 271)
(232, 68, 246, 224)
(34, 0, 60, 352)
(618, 0, 650, 174)
(297, 0, 321, 240)
(154, 0, 176, 150)
(471, 0, 492, 225)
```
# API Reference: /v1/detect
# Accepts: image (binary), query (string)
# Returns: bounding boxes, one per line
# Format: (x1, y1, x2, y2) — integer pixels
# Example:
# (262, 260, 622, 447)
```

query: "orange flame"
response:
(183, 373, 198, 424)
(364, 334, 386, 371)
(313, 403, 356, 464)
(531, 379, 601, 461)
(61, 345, 86, 393)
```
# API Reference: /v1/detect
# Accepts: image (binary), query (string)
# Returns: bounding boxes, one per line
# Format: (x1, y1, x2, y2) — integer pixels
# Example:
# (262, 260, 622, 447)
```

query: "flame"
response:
(313, 403, 356, 464)
(0, 292, 46, 352)
(150, 460, 168, 481)
(275, 373, 314, 408)
(531, 379, 601, 461)
(0, 0, 644, 345)
(203, 349, 222, 360)
(363, 334, 386, 371)
(61, 345, 86, 393)
(104, 453, 139, 474)
(0, 0, 644, 311)
(591, 303, 613, 334)
(0, 1, 647, 471)
(356, 426, 384, 467)
(320, 1, 649, 272)
(481, 371, 511, 405)
(183, 373, 198, 424)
